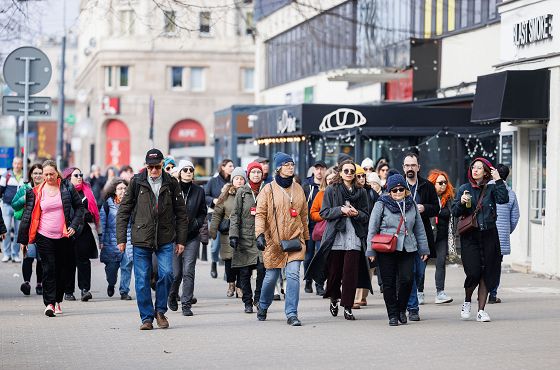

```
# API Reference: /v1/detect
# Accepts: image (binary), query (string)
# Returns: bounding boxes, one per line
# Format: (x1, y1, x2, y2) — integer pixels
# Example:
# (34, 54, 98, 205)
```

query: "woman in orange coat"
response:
(310, 168, 337, 224)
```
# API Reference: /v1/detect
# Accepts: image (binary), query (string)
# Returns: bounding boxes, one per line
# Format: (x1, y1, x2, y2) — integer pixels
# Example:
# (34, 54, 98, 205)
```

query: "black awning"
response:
(471, 70, 550, 123)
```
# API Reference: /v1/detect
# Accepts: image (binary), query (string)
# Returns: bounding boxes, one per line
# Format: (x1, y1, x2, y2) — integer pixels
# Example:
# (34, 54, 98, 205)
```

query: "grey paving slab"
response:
(0, 257, 559, 370)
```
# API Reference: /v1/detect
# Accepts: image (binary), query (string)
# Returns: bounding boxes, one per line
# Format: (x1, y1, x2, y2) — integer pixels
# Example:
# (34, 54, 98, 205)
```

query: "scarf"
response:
(275, 174, 294, 188)
(180, 180, 193, 196)
(75, 182, 100, 224)
(249, 180, 261, 194)
(379, 194, 415, 214)
(331, 183, 364, 234)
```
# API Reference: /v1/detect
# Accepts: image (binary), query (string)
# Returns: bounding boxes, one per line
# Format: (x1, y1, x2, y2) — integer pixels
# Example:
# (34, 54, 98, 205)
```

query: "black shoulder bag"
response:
(270, 184, 302, 252)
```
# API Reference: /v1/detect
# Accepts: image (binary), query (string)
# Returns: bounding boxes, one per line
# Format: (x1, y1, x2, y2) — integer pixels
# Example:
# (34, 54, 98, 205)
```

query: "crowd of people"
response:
(0, 147, 520, 328)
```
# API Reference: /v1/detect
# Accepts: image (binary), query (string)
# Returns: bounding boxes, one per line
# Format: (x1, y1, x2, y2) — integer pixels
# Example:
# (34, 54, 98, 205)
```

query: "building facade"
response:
(74, 0, 256, 173)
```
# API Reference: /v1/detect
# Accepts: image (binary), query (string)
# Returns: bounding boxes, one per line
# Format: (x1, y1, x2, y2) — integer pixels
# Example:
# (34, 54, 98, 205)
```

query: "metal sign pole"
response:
(23, 57, 31, 183)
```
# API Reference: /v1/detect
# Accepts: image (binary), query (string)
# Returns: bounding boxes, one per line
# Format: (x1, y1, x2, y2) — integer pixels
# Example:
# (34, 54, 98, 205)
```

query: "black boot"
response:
(304, 280, 313, 293)
(210, 262, 218, 279)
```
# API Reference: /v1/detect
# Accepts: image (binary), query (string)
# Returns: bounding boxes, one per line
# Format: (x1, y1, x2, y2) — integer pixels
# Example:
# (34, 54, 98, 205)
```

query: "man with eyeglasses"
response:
(116, 149, 188, 330)
(1, 157, 24, 262)
(402, 152, 439, 321)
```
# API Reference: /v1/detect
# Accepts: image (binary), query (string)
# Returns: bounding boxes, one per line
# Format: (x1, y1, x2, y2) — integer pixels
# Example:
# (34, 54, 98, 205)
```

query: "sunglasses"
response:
(356, 174, 366, 179)
(342, 168, 355, 175)
(363, 167, 373, 172)
(165, 166, 174, 171)
(182, 167, 194, 173)
(390, 187, 406, 194)
(436, 181, 448, 186)
(147, 165, 162, 170)
(72, 173, 84, 178)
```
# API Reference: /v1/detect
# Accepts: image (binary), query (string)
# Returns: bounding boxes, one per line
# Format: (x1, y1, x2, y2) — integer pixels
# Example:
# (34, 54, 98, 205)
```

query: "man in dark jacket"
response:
(1, 157, 24, 262)
(402, 153, 439, 321)
(117, 149, 188, 330)
(302, 160, 327, 295)
(167, 160, 207, 317)
(0, 207, 7, 243)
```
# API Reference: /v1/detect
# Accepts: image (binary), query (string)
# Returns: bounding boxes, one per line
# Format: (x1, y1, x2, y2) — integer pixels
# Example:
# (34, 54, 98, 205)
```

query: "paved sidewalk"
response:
(0, 258, 559, 370)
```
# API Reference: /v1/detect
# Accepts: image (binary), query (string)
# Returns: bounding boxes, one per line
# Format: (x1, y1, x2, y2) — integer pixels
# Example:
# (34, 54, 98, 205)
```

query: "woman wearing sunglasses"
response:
(366, 174, 429, 326)
(451, 158, 508, 322)
(12, 163, 44, 296)
(306, 160, 372, 321)
(62, 167, 101, 302)
(427, 169, 455, 304)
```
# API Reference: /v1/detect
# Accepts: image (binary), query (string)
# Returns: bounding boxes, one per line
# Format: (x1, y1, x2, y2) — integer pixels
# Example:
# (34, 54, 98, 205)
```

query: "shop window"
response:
(199, 12, 211, 35)
(529, 129, 546, 221)
(119, 66, 129, 88)
(164, 10, 177, 34)
(170, 66, 183, 89)
(190, 67, 205, 92)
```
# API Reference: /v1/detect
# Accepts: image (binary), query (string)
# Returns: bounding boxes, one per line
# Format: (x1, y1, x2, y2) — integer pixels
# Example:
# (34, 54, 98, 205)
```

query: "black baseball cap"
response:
(313, 160, 327, 168)
(145, 149, 164, 165)
(255, 157, 269, 164)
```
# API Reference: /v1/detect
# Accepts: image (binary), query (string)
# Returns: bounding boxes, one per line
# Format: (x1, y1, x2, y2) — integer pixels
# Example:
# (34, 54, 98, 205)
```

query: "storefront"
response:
(252, 103, 499, 184)
(470, 0, 559, 277)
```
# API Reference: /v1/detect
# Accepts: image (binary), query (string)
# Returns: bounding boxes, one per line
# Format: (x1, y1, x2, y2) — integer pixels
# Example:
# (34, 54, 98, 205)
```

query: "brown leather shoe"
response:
(156, 312, 169, 329)
(140, 321, 153, 330)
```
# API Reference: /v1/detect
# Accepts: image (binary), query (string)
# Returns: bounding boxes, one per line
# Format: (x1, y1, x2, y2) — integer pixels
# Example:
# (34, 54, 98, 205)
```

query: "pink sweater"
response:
(37, 188, 65, 239)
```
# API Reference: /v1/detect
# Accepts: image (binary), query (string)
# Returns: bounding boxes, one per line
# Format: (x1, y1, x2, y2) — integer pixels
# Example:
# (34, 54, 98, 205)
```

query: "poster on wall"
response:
(500, 133, 514, 187)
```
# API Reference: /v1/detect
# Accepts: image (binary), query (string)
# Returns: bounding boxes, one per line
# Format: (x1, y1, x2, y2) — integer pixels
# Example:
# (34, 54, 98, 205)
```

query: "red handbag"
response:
(371, 216, 404, 253)
(311, 220, 327, 241)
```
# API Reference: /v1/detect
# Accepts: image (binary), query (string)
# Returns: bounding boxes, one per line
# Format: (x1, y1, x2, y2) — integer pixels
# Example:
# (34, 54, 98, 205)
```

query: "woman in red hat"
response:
(452, 157, 509, 323)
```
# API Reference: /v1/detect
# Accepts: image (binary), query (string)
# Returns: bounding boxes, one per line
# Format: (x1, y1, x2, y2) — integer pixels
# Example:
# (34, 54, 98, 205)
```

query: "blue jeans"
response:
(210, 233, 220, 263)
(407, 252, 426, 313)
(2, 204, 20, 259)
(103, 252, 133, 295)
(133, 243, 174, 323)
(259, 260, 302, 319)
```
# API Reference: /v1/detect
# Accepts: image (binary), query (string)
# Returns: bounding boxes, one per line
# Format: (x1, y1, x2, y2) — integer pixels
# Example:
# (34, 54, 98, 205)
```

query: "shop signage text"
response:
(277, 110, 297, 134)
(319, 108, 366, 132)
(513, 14, 553, 47)
(102, 96, 120, 115)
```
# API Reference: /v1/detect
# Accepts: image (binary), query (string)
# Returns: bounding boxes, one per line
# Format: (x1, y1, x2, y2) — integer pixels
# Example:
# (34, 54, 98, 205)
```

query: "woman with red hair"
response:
(427, 169, 455, 305)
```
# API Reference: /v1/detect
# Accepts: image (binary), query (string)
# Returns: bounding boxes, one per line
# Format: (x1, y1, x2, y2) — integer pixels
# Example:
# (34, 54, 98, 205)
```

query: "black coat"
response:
(304, 183, 373, 293)
(410, 176, 440, 257)
(0, 207, 7, 235)
(18, 181, 85, 245)
(181, 182, 207, 242)
(303, 176, 321, 230)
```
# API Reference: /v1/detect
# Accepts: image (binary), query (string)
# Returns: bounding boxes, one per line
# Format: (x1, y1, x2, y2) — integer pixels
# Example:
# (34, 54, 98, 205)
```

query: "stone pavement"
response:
(0, 257, 559, 370)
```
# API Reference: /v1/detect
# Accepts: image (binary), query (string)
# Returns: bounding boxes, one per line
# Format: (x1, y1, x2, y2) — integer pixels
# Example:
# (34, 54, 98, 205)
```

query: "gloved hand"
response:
(229, 237, 239, 249)
(256, 234, 266, 251)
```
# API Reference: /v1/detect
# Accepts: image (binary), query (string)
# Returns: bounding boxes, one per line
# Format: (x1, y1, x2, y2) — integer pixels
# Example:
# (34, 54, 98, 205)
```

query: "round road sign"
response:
(2, 46, 52, 95)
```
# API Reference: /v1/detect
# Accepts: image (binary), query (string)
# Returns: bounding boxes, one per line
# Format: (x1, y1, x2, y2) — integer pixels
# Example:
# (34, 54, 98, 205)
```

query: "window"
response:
(105, 66, 113, 88)
(119, 10, 135, 35)
(119, 66, 129, 87)
(245, 11, 254, 35)
(190, 67, 205, 91)
(242, 68, 254, 92)
(199, 12, 211, 35)
(529, 129, 546, 222)
(164, 10, 176, 33)
(170, 66, 183, 89)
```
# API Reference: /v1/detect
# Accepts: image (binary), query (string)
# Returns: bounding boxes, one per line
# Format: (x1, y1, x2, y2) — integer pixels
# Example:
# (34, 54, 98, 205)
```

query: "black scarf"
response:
(180, 181, 193, 198)
(275, 174, 294, 188)
(332, 183, 363, 234)
(379, 194, 414, 214)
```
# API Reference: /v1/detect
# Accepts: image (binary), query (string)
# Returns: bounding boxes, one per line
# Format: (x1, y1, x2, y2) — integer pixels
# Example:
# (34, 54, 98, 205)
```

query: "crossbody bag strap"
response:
(395, 215, 404, 236)
(270, 183, 281, 242)
(473, 185, 487, 215)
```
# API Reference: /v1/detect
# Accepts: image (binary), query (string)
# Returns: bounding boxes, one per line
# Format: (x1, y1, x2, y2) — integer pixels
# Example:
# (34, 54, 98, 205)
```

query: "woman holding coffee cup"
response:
(452, 157, 508, 323)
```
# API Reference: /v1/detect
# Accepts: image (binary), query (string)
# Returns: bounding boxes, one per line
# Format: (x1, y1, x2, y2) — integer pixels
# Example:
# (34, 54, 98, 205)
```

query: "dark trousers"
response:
(224, 259, 238, 284)
(35, 233, 71, 306)
(377, 250, 415, 319)
(239, 261, 266, 306)
(325, 250, 361, 308)
(435, 238, 448, 291)
(66, 225, 94, 293)
(22, 257, 43, 284)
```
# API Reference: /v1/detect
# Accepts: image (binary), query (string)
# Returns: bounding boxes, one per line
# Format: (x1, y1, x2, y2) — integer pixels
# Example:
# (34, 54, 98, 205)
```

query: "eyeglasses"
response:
(342, 168, 355, 175)
(356, 174, 366, 179)
(72, 173, 84, 178)
(147, 165, 162, 170)
(282, 162, 295, 167)
(390, 187, 406, 194)
(165, 166, 174, 171)
(363, 167, 373, 172)
(403, 164, 418, 169)
(436, 181, 448, 186)
(116, 186, 127, 192)
(182, 167, 194, 173)
(250, 170, 263, 175)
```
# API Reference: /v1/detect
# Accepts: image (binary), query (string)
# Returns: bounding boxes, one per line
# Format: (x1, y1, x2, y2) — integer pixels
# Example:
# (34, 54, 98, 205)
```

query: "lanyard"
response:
(407, 181, 418, 203)
(396, 201, 408, 235)
(307, 185, 314, 204)
(251, 189, 257, 203)
(182, 185, 192, 205)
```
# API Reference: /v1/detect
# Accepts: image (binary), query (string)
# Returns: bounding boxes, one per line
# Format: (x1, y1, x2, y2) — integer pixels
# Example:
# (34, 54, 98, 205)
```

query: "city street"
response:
(0, 258, 559, 369)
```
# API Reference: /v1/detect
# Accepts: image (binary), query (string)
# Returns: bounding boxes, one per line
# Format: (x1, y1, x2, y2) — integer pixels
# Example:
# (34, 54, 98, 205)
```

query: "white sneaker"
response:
(1, 255, 10, 262)
(12, 256, 21, 263)
(435, 291, 453, 304)
(417, 292, 425, 305)
(461, 302, 471, 320)
(44, 304, 56, 317)
(55, 303, 62, 315)
(476, 310, 491, 322)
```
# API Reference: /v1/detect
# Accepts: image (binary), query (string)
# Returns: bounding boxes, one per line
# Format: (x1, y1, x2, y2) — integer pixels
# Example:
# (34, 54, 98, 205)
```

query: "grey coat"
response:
(229, 185, 263, 268)
(366, 201, 430, 258)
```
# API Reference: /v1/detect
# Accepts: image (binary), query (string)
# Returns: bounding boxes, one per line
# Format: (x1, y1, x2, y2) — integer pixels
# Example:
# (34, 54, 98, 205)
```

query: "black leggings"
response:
(22, 257, 43, 284)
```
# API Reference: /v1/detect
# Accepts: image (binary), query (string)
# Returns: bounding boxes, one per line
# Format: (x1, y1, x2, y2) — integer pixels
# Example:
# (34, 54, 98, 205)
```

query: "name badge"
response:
(250, 207, 256, 216)
(290, 208, 298, 217)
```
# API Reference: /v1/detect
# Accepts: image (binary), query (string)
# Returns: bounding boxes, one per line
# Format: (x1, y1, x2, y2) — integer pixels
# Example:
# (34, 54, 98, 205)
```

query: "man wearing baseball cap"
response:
(117, 148, 188, 330)
(255, 157, 272, 185)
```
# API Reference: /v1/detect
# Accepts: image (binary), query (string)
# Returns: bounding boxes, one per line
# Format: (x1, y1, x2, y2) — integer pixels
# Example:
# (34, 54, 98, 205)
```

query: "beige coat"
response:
(209, 188, 237, 260)
(255, 181, 309, 269)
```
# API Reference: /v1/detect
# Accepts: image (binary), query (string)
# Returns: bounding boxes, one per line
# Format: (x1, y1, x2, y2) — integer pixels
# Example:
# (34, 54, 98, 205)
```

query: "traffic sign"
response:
(2, 46, 52, 95)
(2, 96, 52, 116)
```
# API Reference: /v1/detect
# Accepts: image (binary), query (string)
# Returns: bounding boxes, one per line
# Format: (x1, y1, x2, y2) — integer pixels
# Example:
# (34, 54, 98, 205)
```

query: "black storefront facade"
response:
(252, 103, 499, 185)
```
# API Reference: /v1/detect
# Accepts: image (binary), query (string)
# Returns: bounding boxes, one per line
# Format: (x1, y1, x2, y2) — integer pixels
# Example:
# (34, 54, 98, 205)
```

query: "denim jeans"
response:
(210, 233, 220, 263)
(407, 252, 426, 313)
(2, 204, 20, 259)
(259, 260, 302, 319)
(170, 238, 199, 306)
(133, 243, 174, 323)
(103, 251, 134, 295)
